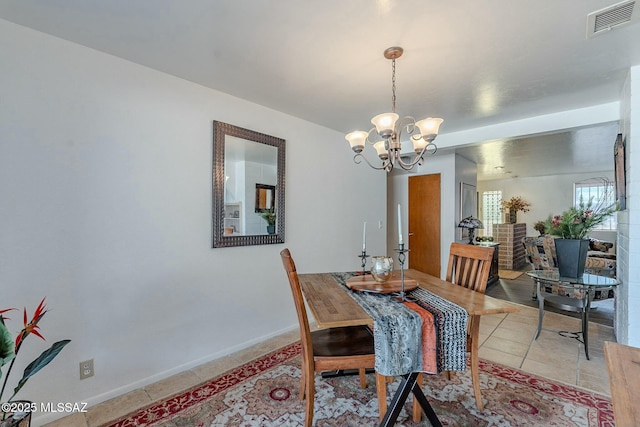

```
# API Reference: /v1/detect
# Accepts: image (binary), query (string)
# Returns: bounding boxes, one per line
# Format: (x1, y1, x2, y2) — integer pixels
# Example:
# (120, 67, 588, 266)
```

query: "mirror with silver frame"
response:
(212, 121, 286, 248)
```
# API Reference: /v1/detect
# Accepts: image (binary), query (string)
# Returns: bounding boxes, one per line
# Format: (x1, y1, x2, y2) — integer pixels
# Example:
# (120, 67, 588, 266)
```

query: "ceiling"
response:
(439, 121, 621, 181)
(0, 0, 638, 179)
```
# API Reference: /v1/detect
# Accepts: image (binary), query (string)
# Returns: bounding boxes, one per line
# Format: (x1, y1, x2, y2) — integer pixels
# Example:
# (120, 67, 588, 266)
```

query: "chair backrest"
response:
(522, 235, 559, 270)
(280, 248, 314, 361)
(445, 242, 495, 293)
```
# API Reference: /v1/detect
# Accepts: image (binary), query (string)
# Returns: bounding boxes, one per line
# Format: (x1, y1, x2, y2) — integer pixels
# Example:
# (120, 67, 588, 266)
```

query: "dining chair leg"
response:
(299, 362, 306, 400)
(304, 368, 315, 427)
(358, 368, 367, 388)
(469, 315, 484, 411)
(411, 373, 423, 422)
(376, 373, 387, 421)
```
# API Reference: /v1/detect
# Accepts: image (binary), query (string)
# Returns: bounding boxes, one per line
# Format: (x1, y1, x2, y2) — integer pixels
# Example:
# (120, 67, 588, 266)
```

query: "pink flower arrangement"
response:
(544, 198, 617, 239)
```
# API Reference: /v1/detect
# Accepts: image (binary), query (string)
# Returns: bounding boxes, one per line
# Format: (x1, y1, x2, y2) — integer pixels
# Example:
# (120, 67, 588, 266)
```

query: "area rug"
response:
(499, 270, 524, 280)
(108, 342, 613, 427)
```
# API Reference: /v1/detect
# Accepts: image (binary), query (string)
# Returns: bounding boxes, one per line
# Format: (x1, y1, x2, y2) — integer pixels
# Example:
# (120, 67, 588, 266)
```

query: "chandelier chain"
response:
(391, 58, 396, 113)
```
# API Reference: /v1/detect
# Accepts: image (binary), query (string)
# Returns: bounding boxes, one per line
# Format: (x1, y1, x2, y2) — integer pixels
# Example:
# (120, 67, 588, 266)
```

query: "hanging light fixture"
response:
(345, 47, 443, 172)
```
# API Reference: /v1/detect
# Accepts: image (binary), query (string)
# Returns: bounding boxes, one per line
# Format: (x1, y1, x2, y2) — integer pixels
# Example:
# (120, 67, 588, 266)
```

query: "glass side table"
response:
(526, 270, 618, 360)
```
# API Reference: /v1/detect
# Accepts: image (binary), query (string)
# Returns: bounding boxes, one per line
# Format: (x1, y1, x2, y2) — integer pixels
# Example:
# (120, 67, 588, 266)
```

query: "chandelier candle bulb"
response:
(371, 113, 399, 138)
(345, 131, 367, 153)
(415, 118, 444, 142)
(373, 141, 389, 159)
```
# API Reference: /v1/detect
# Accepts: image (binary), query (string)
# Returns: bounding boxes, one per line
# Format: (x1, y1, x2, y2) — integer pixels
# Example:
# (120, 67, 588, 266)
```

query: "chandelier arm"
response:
(353, 153, 391, 171)
(396, 116, 417, 135)
(395, 142, 438, 170)
(396, 154, 425, 170)
(364, 127, 383, 145)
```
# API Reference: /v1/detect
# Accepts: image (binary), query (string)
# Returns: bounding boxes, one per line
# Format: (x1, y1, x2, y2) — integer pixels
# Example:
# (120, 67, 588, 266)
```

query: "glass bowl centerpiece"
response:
(370, 256, 394, 283)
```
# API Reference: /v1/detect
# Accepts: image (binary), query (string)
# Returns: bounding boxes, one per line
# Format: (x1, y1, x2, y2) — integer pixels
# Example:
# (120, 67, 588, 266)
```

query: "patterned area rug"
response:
(109, 342, 613, 427)
(498, 270, 524, 280)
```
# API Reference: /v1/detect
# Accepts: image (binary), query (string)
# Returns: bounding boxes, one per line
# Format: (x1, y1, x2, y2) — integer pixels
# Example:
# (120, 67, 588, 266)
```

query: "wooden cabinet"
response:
(476, 242, 500, 285)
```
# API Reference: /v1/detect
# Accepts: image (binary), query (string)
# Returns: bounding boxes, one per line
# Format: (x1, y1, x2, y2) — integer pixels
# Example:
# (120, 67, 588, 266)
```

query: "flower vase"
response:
(508, 209, 517, 224)
(267, 225, 275, 234)
(0, 401, 33, 427)
(554, 238, 589, 279)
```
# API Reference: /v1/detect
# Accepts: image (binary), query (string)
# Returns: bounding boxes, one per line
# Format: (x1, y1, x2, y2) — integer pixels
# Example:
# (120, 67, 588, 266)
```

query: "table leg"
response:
(379, 372, 442, 427)
(535, 280, 544, 340)
(582, 292, 591, 360)
(557, 291, 592, 360)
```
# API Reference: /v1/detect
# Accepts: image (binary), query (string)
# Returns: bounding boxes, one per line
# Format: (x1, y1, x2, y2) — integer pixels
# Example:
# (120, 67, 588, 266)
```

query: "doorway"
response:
(408, 174, 441, 277)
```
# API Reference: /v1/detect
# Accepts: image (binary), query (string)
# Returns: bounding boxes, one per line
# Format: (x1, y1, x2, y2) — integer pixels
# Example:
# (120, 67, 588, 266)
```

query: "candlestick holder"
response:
(357, 250, 370, 275)
(395, 243, 409, 301)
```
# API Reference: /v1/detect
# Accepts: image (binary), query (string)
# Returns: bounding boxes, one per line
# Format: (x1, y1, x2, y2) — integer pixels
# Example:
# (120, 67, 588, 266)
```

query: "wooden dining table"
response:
(298, 268, 519, 426)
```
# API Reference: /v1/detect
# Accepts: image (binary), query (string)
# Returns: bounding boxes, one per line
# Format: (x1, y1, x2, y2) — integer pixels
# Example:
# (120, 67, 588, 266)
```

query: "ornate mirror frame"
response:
(212, 121, 286, 248)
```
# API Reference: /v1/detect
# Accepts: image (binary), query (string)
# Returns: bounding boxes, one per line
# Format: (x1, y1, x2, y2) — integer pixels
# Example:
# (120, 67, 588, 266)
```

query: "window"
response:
(574, 180, 616, 230)
(482, 190, 502, 237)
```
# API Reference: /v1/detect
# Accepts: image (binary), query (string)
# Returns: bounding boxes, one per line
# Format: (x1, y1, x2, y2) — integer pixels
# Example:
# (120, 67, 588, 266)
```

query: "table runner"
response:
(330, 273, 468, 376)
(409, 287, 468, 373)
(403, 301, 438, 374)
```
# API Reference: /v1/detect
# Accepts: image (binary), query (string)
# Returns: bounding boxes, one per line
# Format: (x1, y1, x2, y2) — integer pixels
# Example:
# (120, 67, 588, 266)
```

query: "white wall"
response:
(0, 20, 386, 425)
(478, 172, 615, 237)
(617, 65, 640, 347)
(387, 153, 457, 278)
(455, 155, 478, 243)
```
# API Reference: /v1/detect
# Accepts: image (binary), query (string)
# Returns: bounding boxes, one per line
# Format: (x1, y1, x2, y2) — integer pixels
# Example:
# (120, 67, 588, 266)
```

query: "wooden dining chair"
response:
(280, 248, 387, 426)
(444, 242, 495, 411)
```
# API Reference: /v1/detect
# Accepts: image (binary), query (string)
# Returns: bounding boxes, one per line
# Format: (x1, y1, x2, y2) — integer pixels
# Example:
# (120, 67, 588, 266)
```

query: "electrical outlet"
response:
(80, 359, 94, 380)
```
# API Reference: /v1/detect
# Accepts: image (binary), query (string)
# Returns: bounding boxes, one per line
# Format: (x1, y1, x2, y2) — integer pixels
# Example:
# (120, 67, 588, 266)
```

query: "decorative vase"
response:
(554, 238, 589, 279)
(508, 209, 517, 224)
(370, 256, 394, 283)
(267, 225, 275, 234)
(0, 401, 33, 427)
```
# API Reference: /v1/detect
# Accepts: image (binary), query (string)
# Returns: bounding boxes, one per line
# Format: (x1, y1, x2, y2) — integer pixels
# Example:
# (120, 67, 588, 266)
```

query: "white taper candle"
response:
(362, 222, 366, 252)
(397, 204, 404, 245)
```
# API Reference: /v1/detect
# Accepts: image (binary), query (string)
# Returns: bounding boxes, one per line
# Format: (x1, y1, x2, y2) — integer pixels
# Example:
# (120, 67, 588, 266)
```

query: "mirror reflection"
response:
(212, 121, 285, 248)
(255, 184, 276, 213)
(223, 136, 277, 236)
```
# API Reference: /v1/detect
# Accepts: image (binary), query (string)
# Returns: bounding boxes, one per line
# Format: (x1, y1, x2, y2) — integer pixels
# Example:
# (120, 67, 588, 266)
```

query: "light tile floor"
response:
(43, 304, 615, 427)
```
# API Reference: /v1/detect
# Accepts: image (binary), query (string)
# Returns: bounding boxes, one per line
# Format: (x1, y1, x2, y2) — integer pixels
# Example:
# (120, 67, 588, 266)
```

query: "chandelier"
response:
(345, 47, 443, 172)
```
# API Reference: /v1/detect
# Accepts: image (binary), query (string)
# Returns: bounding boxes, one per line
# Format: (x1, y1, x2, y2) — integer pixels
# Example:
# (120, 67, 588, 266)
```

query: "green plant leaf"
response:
(0, 321, 15, 370)
(11, 339, 70, 399)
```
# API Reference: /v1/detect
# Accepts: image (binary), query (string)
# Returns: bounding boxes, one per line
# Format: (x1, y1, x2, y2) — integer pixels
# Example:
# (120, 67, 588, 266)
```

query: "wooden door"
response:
(408, 174, 441, 277)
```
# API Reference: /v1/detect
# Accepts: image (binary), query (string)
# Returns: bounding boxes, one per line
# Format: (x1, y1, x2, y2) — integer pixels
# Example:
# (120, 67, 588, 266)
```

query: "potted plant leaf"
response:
(260, 208, 276, 234)
(544, 197, 618, 278)
(1, 298, 71, 426)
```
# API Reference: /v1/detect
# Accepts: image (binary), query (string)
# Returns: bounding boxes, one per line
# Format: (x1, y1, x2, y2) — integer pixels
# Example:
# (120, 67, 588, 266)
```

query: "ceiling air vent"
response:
(587, 0, 637, 38)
